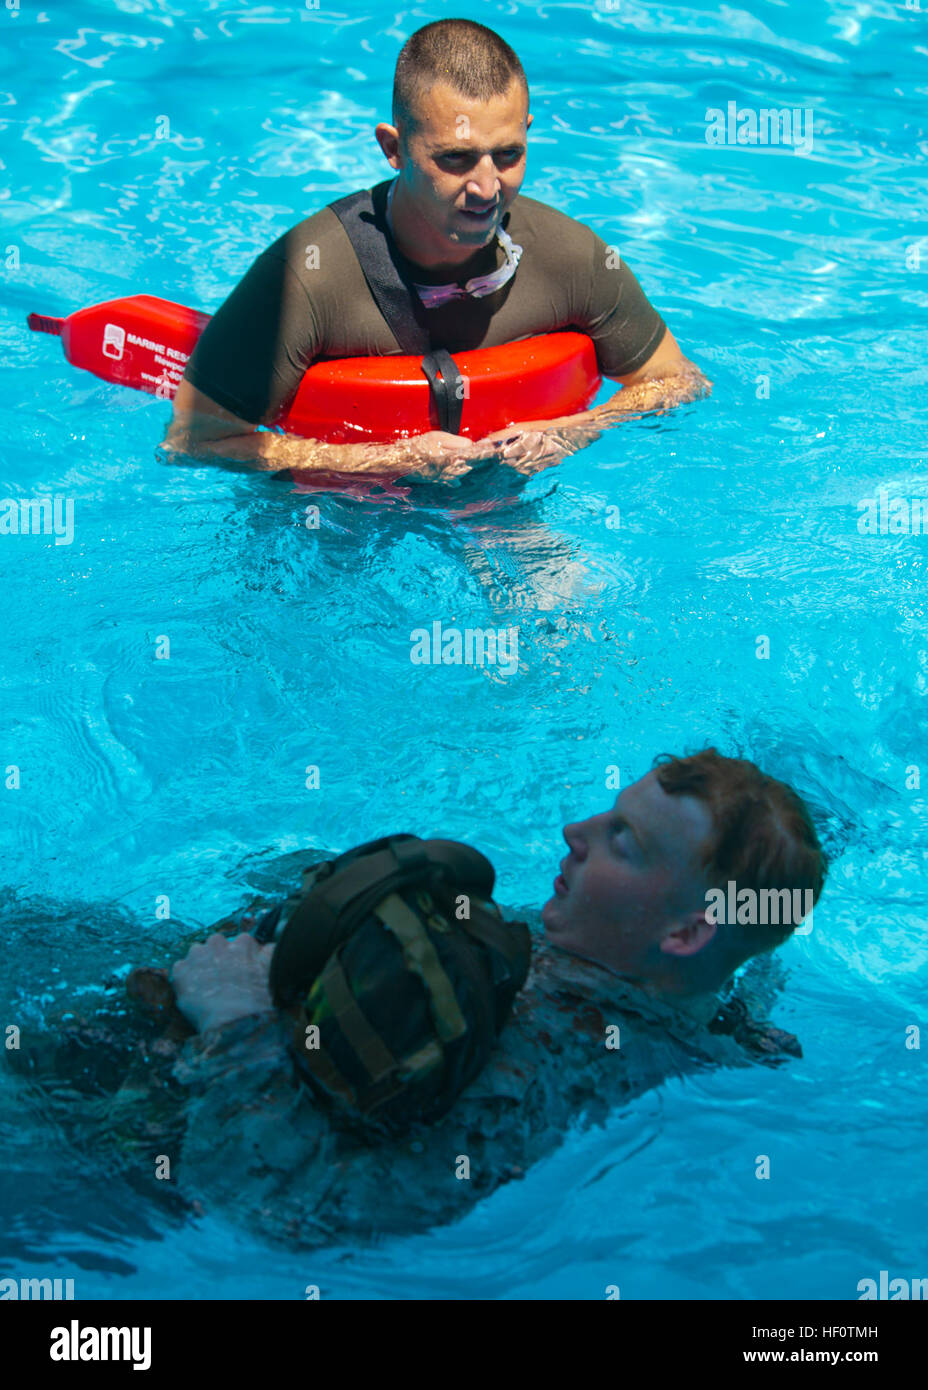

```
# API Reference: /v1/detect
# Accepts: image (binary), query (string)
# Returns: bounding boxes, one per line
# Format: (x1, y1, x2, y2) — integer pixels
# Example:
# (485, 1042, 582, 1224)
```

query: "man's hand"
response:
(170, 932, 275, 1034)
(403, 425, 596, 480)
(400, 429, 480, 480)
(470, 418, 605, 476)
(404, 426, 569, 479)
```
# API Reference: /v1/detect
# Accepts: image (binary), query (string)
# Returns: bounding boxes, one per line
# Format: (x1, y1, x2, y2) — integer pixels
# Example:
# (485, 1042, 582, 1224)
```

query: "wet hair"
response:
(653, 747, 828, 957)
(392, 19, 529, 141)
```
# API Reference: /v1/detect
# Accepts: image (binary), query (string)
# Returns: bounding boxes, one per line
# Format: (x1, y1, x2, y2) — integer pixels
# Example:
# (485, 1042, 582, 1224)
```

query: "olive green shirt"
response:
(182, 183, 667, 424)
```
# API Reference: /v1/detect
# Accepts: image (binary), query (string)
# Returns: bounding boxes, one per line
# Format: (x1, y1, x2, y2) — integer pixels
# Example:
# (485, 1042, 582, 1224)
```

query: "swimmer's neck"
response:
(547, 940, 720, 1023)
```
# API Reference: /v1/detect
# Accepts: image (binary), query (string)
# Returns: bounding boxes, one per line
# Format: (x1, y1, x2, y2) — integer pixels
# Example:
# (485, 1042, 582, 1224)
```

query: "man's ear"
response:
(659, 912, 718, 958)
(375, 122, 402, 168)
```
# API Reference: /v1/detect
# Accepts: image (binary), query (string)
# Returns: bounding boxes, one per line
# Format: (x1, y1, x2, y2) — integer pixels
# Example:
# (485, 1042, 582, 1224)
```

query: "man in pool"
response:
(163, 18, 710, 484)
(11, 749, 824, 1248)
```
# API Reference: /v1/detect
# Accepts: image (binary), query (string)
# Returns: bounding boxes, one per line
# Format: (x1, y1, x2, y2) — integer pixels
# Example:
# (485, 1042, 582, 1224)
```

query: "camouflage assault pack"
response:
(126, 834, 532, 1133)
(250, 834, 531, 1130)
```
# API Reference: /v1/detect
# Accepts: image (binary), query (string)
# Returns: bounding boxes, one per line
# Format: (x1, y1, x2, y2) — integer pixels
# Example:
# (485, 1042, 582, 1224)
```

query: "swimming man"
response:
(8, 749, 825, 1248)
(163, 19, 710, 485)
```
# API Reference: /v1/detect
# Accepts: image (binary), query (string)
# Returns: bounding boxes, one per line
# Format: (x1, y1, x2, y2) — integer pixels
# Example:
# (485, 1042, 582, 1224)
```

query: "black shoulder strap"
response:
(328, 181, 431, 355)
(327, 180, 465, 434)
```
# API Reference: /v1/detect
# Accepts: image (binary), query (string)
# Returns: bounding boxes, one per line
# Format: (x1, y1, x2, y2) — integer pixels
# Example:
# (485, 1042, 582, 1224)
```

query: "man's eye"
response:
(440, 151, 521, 166)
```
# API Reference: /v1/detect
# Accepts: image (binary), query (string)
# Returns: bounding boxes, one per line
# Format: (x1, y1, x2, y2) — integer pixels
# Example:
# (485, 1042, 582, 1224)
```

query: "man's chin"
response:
(540, 896, 561, 935)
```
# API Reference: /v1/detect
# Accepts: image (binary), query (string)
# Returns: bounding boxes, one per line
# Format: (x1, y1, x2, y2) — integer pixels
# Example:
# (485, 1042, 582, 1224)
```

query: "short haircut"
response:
(653, 747, 828, 954)
(392, 19, 529, 140)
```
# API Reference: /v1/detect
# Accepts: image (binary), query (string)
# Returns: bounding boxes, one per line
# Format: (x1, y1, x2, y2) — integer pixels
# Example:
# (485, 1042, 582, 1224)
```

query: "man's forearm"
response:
(164, 427, 415, 476)
(164, 356, 712, 476)
(513, 360, 712, 434)
(594, 360, 712, 424)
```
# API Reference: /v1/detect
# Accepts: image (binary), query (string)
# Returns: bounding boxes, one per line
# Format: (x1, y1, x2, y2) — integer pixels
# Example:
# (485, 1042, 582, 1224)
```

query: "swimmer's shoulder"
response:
(505, 190, 605, 257)
(244, 203, 365, 294)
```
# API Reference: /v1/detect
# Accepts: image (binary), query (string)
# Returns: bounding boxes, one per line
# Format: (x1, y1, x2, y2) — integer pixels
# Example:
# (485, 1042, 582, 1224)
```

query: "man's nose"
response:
(562, 821, 588, 860)
(466, 159, 501, 202)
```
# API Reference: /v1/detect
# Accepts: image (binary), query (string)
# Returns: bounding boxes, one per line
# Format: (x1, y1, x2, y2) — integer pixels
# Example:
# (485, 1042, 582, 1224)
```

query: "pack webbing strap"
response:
(291, 1023, 359, 1106)
(319, 953, 397, 1082)
(375, 893, 468, 1043)
(397, 1038, 444, 1078)
(457, 901, 525, 977)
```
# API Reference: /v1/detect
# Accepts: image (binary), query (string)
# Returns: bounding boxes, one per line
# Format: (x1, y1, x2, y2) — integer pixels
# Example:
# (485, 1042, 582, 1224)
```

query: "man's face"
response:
(541, 770, 716, 978)
(376, 78, 532, 267)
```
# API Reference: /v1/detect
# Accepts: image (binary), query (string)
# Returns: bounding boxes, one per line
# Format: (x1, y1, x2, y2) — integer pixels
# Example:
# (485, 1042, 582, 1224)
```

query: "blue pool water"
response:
(2, 0, 926, 1300)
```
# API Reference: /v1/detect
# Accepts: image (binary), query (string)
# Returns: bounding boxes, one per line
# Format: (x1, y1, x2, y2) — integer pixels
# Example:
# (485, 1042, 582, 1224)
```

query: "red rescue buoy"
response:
(27, 294, 601, 444)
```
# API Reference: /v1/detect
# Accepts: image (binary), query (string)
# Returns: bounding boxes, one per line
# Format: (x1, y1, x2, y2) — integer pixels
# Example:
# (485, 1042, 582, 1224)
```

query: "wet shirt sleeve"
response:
(170, 1012, 510, 1244)
(171, 1012, 333, 1220)
(182, 249, 320, 425)
(581, 232, 668, 378)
